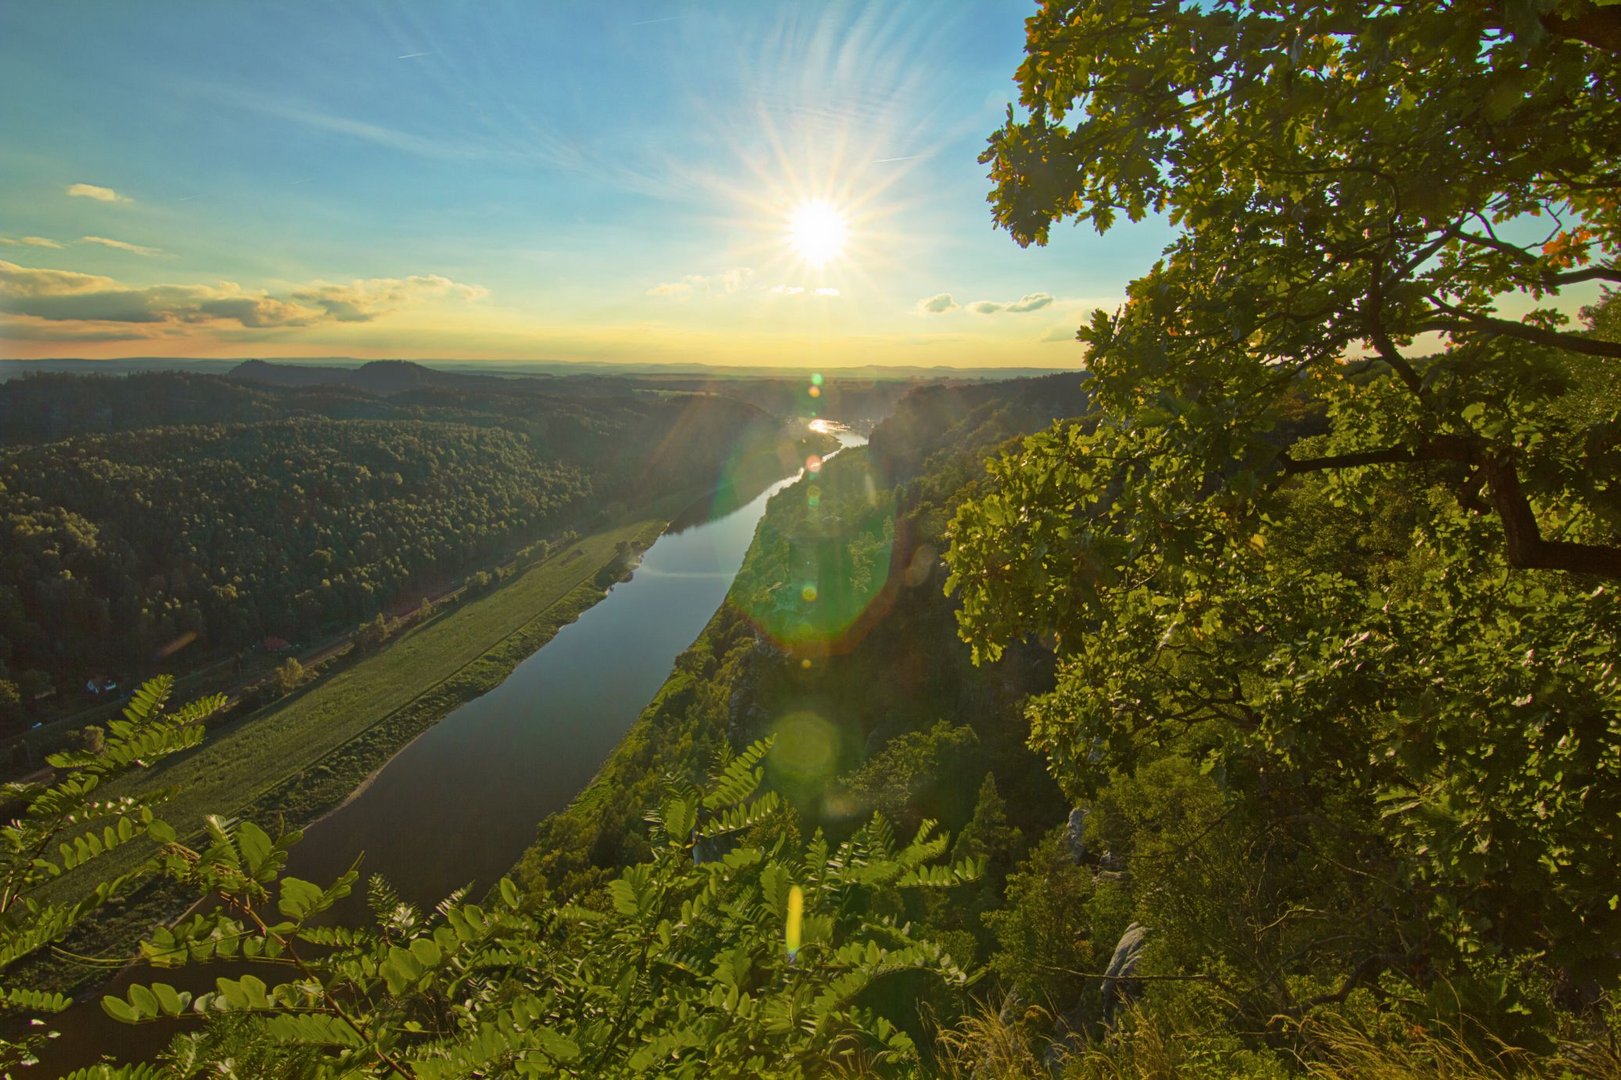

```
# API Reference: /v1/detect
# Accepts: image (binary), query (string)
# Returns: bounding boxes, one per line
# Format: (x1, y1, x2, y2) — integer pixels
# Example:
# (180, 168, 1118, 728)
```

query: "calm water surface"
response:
(45, 424, 862, 1073)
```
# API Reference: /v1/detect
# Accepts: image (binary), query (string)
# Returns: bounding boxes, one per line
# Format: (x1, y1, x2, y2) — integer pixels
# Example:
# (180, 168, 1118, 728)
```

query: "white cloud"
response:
(969, 292, 1054, 315)
(646, 267, 753, 298)
(0, 236, 65, 249)
(80, 235, 162, 256)
(66, 183, 131, 204)
(917, 292, 957, 314)
(0, 260, 484, 329)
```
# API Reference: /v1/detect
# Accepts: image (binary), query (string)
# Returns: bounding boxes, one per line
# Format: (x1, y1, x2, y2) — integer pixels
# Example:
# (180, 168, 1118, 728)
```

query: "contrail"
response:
(872, 154, 923, 164)
(629, 15, 685, 26)
(397, 51, 431, 59)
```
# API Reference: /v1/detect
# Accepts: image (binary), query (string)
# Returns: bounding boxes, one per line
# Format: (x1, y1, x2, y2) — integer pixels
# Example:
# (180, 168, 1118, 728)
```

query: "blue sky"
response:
(0, 2, 1175, 367)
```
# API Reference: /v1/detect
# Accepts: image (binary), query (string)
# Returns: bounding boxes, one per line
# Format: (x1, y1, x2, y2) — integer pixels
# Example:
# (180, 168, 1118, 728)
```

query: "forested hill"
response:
(867, 370, 1091, 482)
(0, 371, 808, 733)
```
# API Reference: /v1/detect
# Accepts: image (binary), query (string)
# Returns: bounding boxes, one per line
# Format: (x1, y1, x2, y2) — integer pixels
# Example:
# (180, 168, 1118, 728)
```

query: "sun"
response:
(787, 200, 848, 266)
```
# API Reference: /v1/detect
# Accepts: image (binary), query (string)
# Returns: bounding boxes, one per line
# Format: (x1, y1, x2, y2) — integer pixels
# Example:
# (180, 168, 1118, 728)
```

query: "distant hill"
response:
(868, 370, 1090, 482)
(228, 358, 528, 396)
(2, 356, 1075, 383)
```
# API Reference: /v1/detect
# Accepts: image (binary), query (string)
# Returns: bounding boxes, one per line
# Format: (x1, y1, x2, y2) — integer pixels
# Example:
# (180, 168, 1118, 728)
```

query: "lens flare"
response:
(785, 884, 804, 960)
(769, 710, 840, 787)
(735, 449, 895, 654)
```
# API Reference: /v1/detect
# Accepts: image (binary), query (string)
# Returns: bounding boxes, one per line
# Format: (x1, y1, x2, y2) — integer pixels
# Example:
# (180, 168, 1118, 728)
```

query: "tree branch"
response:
(1424, 294, 1621, 358)
(1364, 261, 1427, 396)
(1539, 1, 1621, 54)
(1441, 228, 1621, 287)
(1546, 264, 1621, 287)
(1280, 437, 1621, 578)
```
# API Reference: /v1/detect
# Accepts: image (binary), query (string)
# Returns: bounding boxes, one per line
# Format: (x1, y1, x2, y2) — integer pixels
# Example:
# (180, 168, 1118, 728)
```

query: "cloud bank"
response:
(917, 292, 957, 313)
(0, 260, 484, 334)
(0, 236, 64, 249)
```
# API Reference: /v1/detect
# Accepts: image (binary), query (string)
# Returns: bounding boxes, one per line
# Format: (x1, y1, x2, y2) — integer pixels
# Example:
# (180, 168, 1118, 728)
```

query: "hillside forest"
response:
(0, 363, 839, 738)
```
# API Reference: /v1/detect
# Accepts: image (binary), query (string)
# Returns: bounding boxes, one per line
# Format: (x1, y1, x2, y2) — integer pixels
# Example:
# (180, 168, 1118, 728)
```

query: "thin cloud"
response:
(80, 236, 162, 256)
(770, 285, 839, 298)
(647, 268, 753, 297)
(0, 259, 484, 329)
(67, 183, 131, 204)
(969, 292, 1054, 315)
(1041, 325, 1079, 343)
(0, 315, 154, 343)
(0, 236, 64, 249)
(917, 292, 957, 314)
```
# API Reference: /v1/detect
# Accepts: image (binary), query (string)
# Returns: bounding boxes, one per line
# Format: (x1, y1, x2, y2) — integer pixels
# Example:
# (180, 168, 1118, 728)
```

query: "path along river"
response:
(45, 422, 864, 1072)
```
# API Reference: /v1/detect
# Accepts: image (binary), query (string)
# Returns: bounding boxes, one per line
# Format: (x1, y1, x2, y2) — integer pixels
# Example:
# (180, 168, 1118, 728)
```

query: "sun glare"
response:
(787, 200, 848, 266)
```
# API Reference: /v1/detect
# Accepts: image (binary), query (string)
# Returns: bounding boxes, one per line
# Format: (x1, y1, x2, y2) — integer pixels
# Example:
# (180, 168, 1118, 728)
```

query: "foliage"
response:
(948, 0, 1621, 1063)
(0, 676, 221, 1072)
(86, 735, 982, 1078)
(984, 0, 1621, 578)
(838, 722, 981, 837)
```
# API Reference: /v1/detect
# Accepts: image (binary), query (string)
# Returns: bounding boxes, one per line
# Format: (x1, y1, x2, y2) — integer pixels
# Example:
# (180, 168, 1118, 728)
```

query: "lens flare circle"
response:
(770, 710, 841, 786)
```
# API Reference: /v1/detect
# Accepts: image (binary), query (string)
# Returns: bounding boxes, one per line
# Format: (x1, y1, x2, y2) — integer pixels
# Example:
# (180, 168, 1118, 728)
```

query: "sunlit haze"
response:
(0, 1, 1173, 369)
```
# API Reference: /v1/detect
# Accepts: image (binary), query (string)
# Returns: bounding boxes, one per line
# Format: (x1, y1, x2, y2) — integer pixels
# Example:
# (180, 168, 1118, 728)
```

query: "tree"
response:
(67, 722, 104, 756)
(982, 0, 1621, 576)
(352, 613, 391, 654)
(0, 679, 20, 729)
(274, 657, 305, 697)
(949, 0, 1621, 1041)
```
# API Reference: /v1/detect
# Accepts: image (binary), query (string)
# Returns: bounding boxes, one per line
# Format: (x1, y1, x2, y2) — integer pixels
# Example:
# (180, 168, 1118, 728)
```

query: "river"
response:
(43, 421, 864, 1073)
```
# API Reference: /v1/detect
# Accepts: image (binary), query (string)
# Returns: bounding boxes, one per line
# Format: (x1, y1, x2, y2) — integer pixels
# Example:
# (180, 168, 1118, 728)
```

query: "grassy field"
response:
(31, 514, 666, 990)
